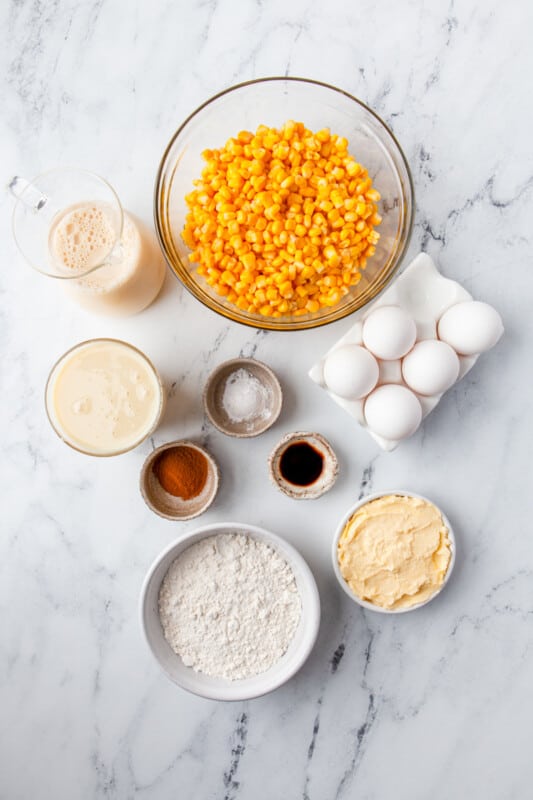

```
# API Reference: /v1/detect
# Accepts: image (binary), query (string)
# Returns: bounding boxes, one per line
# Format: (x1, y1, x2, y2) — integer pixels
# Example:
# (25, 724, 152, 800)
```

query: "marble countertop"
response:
(2, 1, 532, 798)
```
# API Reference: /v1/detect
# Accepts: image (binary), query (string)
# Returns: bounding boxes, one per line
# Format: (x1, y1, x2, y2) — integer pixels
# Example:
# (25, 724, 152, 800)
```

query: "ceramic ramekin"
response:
(203, 358, 282, 438)
(268, 431, 339, 499)
(140, 440, 220, 520)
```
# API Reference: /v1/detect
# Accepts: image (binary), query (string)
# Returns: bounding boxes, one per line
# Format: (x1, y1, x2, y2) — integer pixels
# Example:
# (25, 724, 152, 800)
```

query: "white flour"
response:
(158, 533, 302, 680)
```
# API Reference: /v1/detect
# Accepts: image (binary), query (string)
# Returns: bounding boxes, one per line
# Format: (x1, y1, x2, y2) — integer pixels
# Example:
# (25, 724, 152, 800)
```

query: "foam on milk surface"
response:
(49, 202, 118, 273)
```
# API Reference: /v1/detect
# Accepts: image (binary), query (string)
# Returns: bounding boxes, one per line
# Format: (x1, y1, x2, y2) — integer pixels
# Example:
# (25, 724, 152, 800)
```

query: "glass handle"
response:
(8, 176, 49, 212)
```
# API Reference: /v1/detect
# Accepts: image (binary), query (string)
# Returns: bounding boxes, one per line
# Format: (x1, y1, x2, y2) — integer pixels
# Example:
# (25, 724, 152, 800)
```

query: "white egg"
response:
(402, 339, 460, 396)
(364, 384, 422, 440)
(323, 344, 379, 399)
(437, 301, 504, 355)
(362, 305, 417, 360)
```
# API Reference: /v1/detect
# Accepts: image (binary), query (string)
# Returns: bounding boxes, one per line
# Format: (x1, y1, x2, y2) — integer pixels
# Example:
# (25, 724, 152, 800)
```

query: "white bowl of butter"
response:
(332, 491, 456, 613)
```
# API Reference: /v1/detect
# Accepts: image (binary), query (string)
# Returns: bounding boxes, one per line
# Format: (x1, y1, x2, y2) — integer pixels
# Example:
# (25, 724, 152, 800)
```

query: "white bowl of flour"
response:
(140, 522, 321, 700)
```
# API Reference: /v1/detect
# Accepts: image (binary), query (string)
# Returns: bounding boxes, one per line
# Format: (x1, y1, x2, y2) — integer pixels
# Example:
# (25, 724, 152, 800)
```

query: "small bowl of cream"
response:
(203, 358, 282, 437)
(332, 491, 456, 613)
(45, 338, 165, 456)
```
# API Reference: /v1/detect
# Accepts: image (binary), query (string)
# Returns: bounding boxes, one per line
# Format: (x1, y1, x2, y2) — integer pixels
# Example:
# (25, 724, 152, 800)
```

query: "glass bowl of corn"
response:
(154, 77, 414, 331)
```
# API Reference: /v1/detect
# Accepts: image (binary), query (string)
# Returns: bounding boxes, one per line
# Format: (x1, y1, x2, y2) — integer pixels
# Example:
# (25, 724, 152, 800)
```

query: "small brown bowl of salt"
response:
(203, 358, 282, 438)
(140, 440, 219, 521)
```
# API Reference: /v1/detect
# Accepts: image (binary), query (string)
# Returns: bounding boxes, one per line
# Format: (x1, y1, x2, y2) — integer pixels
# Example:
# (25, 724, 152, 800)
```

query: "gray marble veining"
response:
(1, 0, 532, 798)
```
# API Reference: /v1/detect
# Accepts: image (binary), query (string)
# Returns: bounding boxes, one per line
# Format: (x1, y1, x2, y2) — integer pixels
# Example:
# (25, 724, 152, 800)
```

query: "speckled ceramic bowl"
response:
(332, 491, 456, 614)
(268, 431, 339, 499)
(140, 440, 219, 520)
(139, 522, 321, 700)
(203, 358, 282, 437)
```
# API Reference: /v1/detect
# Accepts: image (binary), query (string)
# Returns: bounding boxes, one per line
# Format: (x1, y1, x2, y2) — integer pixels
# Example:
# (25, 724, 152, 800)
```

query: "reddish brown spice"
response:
(153, 446, 208, 500)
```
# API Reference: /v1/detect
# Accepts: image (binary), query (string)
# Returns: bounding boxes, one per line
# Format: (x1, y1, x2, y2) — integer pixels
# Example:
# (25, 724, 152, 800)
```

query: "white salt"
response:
(221, 368, 272, 424)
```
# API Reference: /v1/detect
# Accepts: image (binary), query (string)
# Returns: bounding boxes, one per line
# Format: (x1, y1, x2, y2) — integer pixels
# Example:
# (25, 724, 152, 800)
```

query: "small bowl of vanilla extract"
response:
(268, 431, 339, 499)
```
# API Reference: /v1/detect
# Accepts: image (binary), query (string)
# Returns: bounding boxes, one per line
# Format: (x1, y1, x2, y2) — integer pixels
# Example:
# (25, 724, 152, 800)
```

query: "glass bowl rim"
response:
(154, 75, 415, 332)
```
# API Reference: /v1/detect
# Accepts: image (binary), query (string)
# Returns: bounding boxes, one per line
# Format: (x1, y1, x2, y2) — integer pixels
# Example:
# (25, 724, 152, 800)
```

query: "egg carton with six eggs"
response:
(309, 253, 503, 451)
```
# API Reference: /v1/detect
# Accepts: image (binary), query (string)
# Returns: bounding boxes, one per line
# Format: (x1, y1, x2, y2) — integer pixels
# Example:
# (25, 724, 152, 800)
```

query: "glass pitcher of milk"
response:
(10, 168, 166, 316)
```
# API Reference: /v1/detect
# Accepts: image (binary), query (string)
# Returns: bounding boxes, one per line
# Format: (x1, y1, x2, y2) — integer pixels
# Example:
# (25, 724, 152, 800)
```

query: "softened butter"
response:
(337, 494, 451, 610)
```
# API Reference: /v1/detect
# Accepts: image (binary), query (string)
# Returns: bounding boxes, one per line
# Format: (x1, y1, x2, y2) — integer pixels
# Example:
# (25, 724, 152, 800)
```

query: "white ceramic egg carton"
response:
(309, 253, 500, 451)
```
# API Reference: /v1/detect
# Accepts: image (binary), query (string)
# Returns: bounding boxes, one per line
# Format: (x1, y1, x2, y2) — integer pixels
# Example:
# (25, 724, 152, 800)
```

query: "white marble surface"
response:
(1, 1, 532, 798)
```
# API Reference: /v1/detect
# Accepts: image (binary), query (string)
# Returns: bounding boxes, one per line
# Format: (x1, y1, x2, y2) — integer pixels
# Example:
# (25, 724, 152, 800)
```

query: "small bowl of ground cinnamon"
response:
(140, 440, 220, 521)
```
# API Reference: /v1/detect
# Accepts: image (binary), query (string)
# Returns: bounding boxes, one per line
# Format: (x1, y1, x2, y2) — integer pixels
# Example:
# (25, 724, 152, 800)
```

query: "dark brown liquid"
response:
(279, 442, 324, 486)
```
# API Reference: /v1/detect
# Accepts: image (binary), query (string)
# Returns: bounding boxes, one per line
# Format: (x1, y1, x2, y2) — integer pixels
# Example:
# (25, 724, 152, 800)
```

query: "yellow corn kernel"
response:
(259, 304, 274, 316)
(330, 191, 344, 209)
(324, 291, 341, 306)
(345, 160, 361, 177)
(299, 265, 315, 280)
(229, 234, 243, 250)
(241, 252, 256, 270)
(279, 280, 294, 297)
(323, 244, 340, 265)
(342, 270, 353, 284)
(221, 269, 236, 285)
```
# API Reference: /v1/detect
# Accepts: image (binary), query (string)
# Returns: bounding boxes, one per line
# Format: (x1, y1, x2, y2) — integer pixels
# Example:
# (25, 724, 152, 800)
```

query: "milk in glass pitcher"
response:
(10, 168, 166, 316)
